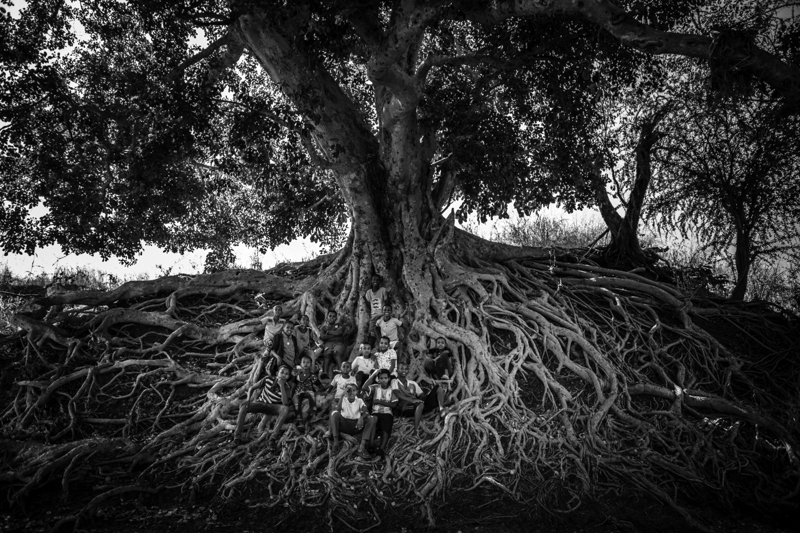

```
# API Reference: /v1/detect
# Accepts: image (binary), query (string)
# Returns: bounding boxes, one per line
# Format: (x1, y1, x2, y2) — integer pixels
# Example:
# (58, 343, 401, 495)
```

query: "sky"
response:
(0, 203, 599, 281)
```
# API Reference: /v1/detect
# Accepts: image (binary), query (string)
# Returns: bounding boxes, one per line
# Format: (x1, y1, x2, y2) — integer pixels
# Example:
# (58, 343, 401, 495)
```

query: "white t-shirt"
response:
(351, 355, 377, 374)
(376, 316, 403, 343)
(374, 348, 397, 371)
(330, 373, 357, 399)
(366, 287, 387, 318)
(341, 397, 365, 420)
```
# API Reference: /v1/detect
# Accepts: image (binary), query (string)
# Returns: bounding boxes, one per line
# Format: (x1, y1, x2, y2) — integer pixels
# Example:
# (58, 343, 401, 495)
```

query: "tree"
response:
(1, 1, 800, 528)
(650, 98, 800, 300)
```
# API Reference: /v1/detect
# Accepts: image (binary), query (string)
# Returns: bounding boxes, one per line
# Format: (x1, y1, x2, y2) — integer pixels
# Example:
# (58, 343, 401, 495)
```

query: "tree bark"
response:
(591, 105, 671, 267)
(730, 225, 752, 301)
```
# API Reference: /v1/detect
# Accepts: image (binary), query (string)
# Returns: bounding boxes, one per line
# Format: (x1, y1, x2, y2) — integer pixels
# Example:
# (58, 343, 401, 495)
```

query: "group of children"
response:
(233, 276, 455, 458)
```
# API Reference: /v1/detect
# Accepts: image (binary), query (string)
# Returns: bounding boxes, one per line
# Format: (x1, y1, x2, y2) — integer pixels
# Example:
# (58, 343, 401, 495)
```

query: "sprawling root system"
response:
(1, 248, 798, 531)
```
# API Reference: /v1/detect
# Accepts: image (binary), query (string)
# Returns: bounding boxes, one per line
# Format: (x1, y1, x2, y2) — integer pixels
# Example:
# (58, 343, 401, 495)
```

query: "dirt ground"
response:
(2, 478, 797, 533)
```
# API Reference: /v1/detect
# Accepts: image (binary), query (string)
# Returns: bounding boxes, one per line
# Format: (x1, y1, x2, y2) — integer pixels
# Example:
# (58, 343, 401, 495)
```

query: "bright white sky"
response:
(0, 204, 593, 280)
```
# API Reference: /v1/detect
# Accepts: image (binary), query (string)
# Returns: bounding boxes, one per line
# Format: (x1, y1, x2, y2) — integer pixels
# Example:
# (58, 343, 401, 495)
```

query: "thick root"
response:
(0, 252, 798, 529)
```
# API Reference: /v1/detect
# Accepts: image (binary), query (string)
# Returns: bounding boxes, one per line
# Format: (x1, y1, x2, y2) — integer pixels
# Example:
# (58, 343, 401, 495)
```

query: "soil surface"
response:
(2, 475, 797, 533)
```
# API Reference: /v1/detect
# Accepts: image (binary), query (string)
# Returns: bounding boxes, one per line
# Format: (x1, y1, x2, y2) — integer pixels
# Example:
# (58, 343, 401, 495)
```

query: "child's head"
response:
(345, 383, 358, 400)
(277, 364, 291, 381)
(397, 361, 409, 377)
(436, 337, 447, 350)
(300, 315, 310, 327)
(382, 304, 392, 319)
(377, 368, 391, 387)
(300, 354, 312, 369)
(326, 310, 337, 323)
(359, 342, 371, 356)
(378, 336, 390, 352)
(283, 321, 295, 335)
(273, 304, 283, 317)
(371, 275, 382, 290)
(340, 361, 352, 375)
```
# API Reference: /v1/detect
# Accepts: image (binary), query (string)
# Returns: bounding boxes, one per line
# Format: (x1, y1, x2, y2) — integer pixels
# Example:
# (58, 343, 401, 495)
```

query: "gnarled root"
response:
(0, 251, 798, 529)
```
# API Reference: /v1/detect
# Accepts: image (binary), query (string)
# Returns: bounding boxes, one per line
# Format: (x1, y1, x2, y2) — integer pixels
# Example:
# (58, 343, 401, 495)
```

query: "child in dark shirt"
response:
(393, 360, 444, 432)
(293, 354, 322, 433)
(423, 337, 453, 381)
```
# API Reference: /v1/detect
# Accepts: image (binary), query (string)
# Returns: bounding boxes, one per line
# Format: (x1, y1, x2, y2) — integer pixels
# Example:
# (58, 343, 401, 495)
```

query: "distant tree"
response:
(649, 99, 800, 300)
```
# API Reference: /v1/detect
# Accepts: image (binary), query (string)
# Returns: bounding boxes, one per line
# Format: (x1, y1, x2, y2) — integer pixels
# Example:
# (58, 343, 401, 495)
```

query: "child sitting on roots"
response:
(423, 336, 454, 383)
(329, 383, 375, 459)
(325, 360, 356, 407)
(235, 360, 294, 450)
(292, 353, 322, 433)
(393, 360, 445, 434)
(371, 335, 397, 378)
(363, 368, 397, 456)
(351, 342, 377, 390)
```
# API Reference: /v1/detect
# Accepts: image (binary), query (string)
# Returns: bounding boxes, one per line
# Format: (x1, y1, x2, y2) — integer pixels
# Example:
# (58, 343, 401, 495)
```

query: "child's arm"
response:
(356, 402, 368, 430)
(278, 378, 293, 406)
(393, 387, 419, 403)
(361, 371, 380, 393)
(324, 375, 338, 394)
(384, 390, 399, 409)
(332, 395, 344, 413)
(397, 318, 407, 342)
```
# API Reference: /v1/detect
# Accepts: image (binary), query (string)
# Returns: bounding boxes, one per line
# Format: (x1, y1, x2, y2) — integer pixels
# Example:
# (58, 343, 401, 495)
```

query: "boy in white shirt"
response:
(374, 305, 405, 350)
(351, 342, 377, 389)
(329, 383, 375, 458)
(326, 361, 357, 403)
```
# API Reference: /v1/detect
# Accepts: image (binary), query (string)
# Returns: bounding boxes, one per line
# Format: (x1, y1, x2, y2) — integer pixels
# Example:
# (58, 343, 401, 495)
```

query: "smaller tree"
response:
(649, 99, 800, 300)
(585, 97, 674, 267)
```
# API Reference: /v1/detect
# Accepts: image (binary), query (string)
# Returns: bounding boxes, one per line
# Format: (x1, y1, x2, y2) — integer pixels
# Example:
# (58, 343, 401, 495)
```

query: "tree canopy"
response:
(2, 0, 799, 264)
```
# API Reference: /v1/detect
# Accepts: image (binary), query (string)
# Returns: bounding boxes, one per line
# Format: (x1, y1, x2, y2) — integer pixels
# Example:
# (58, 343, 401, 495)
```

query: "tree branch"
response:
(458, 0, 800, 112)
(166, 33, 232, 83)
(417, 51, 560, 83)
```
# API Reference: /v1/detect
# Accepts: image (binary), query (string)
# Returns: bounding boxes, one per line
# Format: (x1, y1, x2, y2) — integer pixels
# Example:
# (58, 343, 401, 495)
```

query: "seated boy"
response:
(318, 310, 350, 377)
(329, 383, 375, 458)
(235, 360, 294, 449)
(293, 314, 318, 362)
(371, 336, 397, 378)
(374, 304, 405, 352)
(423, 336, 454, 382)
(270, 320, 300, 370)
(292, 354, 322, 433)
(364, 275, 389, 345)
(363, 368, 397, 456)
(351, 342, 377, 390)
(325, 360, 357, 407)
(393, 360, 444, 432)
(261, 304, 285, 353)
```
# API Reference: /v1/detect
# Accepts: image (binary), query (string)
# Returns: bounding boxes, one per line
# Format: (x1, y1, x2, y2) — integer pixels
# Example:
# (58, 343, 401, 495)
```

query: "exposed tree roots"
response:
(1, 247, 798, 531)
